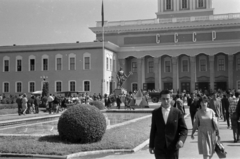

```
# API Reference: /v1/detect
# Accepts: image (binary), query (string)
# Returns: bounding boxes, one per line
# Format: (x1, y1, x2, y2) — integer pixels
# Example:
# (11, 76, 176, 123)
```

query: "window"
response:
(237, 81, 240, 90)
(166, 0, 172, 10)
(70, 81, 76, 91)
(43, 59, 48, 71)
(132, 83, 138, 92)
(30, 59, 35, 71)
(3, 82, 9, 93)
(218, 59, 225, 71)
(70, 57, 75, 70)
(85, 57, 90, 69)
(113, 59, 116, 72)
(132, 62, 137, 72)
(165, 61, 171, 72)
(149, 61, 154, 73)
(3, 56, 10, 72)
(200, 59, 207, 72)
(182, 0, 188, 9)
(110, 59, 112, 71)
(84, 81, 90, 91)
(16, 82, 22, 93)
(106, 81, 109, 91)
(56, 81, 62, 92)
(237, 58, 240, 70)
(16, 59, 22, 71)
(198, 0, 204, 8)
(83, 53, 91, 70)
(29, 82, 35, 92)
(4, 60, 9, 72)
(182, 60, 189, 72)
(106, 57, 109, 70)
(56, 58, 62, 70)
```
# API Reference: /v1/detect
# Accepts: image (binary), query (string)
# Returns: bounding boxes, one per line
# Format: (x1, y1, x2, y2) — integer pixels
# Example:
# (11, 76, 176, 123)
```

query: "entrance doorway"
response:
(181, 82, 190, 93)
(146, 83, 155, 91)
(197, 82, 209, 92)
(164, 82, 173, 90)
(215, 82, 227, 91)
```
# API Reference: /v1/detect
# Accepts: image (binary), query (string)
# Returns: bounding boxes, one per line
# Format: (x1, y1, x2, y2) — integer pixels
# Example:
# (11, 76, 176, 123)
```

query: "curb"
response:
(0, 153, 67, 159)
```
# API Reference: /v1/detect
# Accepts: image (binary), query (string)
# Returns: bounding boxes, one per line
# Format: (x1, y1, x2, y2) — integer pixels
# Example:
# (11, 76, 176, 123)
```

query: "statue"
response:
(116, 67, 132, 89)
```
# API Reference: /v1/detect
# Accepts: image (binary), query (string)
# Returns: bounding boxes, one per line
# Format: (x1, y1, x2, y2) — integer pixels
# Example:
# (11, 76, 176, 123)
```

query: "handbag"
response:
(215, 140, 227, 158)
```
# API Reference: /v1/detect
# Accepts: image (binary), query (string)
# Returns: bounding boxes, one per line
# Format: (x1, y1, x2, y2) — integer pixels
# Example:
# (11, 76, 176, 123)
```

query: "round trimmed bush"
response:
(57, 104, 107, 143)
(89, 101, 105, 110)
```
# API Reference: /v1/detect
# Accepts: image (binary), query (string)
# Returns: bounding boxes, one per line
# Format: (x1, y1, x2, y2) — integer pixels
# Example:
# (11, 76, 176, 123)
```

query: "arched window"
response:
(236, 54, 240, 71)
(83, 53, 91, 70)
(69, 53, 76, 70)
(164, 57, 171, 73)
(3, 56, 10, 72)
(199, 55, 207, 72)
(28, 81, 35, 93)
(3, 82, 10, 93)
(198, 0, 205, 8)
(55, 54, 63, 71)
(217, 55, 225, 71)
(182, 0, 188, 9)
(42, 55, 49, 71)
(237, 81, 240, 90)
(69, 81, 76, 91)
(15, 81, 22, 93)
(16, 56, 22, 72)
(55, 81, 62, 92)
(84, 81, 91, 92)
(132, 83, 138, 92)
(29, 55, 36, 71)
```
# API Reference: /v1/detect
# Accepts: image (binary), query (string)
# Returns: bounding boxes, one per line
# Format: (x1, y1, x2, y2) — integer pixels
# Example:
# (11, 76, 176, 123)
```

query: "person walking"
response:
(209, 93, 222, 120)
(22, 94, 28, 115)
(34, 96, 41, 114)
(48, 94, 54, 114)
(16, 94, 23, 115)
(221, 94, 230, 128)
(149, 90, 188, 159)
(191, 96, 220, 159)
(189, 94, 201, 127)
(229, 93, 239, 142)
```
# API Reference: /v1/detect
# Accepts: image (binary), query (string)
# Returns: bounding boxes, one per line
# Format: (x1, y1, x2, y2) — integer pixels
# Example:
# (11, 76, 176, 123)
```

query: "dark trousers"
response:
(155, 149, 179, 159)
(35, 105, 39, 113)
(190, 111, 196, 126)
(48, 102, 53, 114)
(18, 105, 22, 115)
(225, 110, 230, 127)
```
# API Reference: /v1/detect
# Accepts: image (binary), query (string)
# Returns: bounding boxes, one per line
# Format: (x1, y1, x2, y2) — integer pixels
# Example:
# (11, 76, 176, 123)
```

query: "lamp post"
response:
(109, 76, 114, 94)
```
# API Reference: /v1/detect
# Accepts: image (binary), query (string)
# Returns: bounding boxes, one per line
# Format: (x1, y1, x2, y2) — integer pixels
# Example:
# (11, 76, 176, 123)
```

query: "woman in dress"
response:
(191, 96, 220, 159)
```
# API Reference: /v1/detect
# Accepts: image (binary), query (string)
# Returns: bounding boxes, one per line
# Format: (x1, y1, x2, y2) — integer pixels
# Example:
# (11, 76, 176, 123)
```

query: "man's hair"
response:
(160, 90, 171, 98)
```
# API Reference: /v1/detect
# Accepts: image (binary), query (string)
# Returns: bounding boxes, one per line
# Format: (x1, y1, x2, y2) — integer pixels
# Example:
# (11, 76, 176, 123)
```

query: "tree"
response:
(42, 82, 49, 97)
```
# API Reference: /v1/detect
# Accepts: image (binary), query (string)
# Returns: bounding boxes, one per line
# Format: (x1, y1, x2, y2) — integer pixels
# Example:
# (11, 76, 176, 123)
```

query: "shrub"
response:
(57, 104, 107, 143)
(0, 104, 18, 110)
(89, 101, 105, 110)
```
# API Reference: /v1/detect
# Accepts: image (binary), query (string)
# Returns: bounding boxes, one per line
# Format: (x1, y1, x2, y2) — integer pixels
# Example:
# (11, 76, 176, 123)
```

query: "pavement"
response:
(1, 102, 240, 159)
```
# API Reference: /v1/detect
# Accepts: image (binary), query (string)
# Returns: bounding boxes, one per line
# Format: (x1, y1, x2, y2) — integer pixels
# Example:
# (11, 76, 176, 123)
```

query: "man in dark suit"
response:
(149, 90, 188, 159)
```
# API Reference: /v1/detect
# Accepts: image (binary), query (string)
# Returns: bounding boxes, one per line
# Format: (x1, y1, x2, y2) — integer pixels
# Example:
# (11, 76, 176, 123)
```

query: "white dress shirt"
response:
(162, 106, 171, 124)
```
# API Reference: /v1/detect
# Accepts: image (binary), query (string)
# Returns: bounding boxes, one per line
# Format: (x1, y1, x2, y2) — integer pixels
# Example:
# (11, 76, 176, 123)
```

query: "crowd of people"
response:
(149, 88, 240, 159)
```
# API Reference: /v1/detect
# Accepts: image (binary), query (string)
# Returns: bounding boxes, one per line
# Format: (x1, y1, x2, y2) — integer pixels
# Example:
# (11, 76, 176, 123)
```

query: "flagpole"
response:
(101, 0, 105, 96)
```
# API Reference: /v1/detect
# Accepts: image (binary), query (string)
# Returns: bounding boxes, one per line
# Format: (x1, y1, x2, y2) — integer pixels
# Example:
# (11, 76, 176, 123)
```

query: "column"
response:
(192, 0, 196, 9)
(190, 56, 196, 93)
(137, 58, 142, 90)
(172, 57, 178, 92)
(154, 57, 159, 91)
(209, 55, 215, 91)
(142, 58, 145, 84)
(175, 0, 179, 11)
(190, 0, 193, 10)
(160, 0, 164, 12)
(159, 57, 162, 90)
(228, 54, 234, 89)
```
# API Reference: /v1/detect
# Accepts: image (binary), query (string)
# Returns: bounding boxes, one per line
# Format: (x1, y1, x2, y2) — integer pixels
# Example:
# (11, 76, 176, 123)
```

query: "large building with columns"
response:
(0, 0, 240, 96)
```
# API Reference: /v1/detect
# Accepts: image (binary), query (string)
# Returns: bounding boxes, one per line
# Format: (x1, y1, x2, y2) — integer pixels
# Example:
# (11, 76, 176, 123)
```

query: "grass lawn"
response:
(0, 116, 151, 156)
(0, 108, 17, 115)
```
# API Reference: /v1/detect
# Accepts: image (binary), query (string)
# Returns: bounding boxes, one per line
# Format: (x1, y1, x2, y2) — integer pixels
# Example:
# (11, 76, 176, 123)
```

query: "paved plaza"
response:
(0, 103, 240, 159)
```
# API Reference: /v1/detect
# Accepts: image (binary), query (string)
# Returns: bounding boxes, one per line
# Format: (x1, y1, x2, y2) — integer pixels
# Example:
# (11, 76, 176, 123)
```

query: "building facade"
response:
(0, 0, 240, 96)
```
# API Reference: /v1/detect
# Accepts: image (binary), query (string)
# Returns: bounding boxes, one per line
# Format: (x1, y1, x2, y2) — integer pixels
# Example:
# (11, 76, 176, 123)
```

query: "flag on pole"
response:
(101, 0, 104, 27)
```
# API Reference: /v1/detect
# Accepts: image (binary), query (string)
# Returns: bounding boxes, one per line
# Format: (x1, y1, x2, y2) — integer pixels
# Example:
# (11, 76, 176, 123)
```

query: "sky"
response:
(0, 0, 239, 46)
